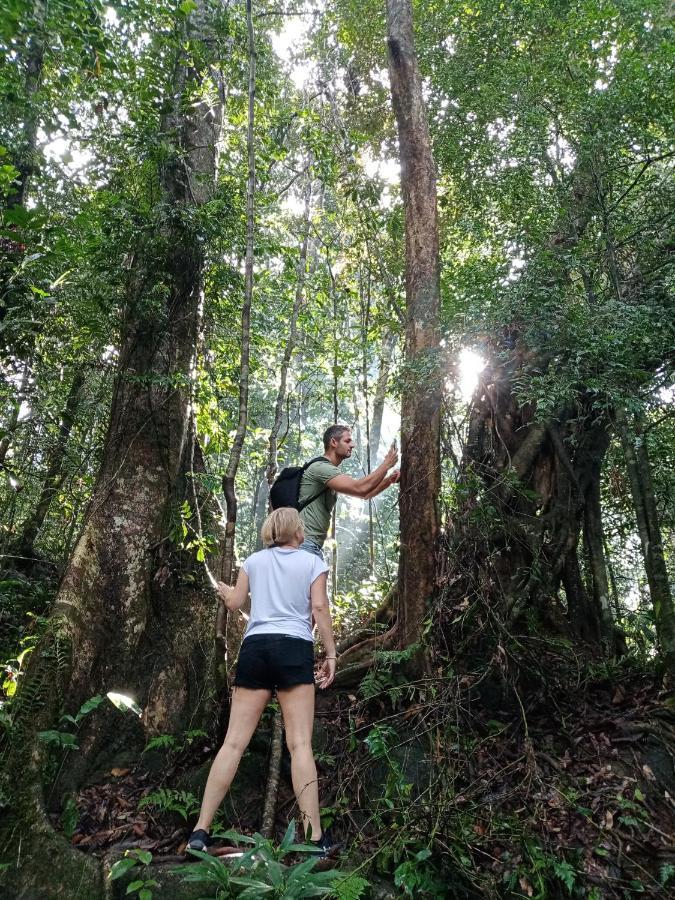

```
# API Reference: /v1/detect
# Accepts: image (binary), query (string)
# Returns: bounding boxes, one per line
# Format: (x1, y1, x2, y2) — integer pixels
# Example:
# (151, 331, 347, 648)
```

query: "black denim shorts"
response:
(234, 634, 315, 691)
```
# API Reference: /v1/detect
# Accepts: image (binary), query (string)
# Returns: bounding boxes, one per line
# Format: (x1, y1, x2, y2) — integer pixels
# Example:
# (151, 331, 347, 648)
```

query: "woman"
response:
(186, 507, 337, 855)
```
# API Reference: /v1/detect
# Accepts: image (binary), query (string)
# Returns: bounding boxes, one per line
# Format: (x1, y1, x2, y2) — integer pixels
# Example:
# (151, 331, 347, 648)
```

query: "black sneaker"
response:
(186, 829, 213, 852)
(311, 829, 340, 860)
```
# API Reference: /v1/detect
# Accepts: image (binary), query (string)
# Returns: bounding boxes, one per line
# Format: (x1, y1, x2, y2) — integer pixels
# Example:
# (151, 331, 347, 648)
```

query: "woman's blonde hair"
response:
(260, 507, 304, 548)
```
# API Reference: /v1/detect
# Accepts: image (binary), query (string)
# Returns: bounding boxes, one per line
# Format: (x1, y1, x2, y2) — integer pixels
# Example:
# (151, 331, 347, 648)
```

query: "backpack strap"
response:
(298, 457, 331, 512)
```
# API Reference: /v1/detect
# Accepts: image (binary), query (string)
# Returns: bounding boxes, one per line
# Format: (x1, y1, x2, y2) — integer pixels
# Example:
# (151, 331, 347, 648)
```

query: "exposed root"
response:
(336, 588, 397, 656)
(333, 622, 400, 687)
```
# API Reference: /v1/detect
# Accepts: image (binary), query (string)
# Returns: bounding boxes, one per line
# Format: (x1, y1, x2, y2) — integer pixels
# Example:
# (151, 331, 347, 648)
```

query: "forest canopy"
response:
(1, 0, 674, 898)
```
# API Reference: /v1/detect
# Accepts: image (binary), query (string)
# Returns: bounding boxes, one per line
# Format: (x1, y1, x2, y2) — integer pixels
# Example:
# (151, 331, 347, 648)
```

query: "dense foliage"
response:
(1, 0, 673, 897)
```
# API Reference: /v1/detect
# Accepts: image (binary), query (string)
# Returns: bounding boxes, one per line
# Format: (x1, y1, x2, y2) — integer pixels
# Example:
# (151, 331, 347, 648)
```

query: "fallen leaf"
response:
(110, 767, 130, 777)
(604, 810, 614, 830)
(642, 764, 655, 781)
(519, 876, 534, 897)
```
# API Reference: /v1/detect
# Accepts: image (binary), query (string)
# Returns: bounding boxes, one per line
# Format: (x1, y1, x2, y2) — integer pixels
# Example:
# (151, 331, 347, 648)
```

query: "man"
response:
(298, 424, 399, 558)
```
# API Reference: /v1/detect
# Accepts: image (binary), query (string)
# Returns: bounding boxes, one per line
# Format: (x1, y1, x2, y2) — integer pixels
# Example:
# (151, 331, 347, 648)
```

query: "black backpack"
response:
(269, 457, 329, 511)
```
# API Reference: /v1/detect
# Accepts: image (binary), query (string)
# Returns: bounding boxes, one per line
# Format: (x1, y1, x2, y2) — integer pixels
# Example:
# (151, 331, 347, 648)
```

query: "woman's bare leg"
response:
(277, 683, 321, 840)
(194, 687, 271, 832)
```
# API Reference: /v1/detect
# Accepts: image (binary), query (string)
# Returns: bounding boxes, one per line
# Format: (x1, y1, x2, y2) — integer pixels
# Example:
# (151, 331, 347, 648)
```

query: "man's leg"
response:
(277, 683, 321, 840)
(193, 687, 271, 832)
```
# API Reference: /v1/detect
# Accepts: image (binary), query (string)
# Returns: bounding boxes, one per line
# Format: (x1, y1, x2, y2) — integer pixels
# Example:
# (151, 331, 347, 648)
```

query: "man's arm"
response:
(362, 469, 400, 500)
(326, 443, 398, 498)
(216, 568, 249, 610)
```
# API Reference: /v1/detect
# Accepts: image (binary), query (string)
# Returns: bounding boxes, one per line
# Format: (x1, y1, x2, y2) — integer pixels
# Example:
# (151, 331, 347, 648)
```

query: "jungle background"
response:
(0, 0, 674, 897)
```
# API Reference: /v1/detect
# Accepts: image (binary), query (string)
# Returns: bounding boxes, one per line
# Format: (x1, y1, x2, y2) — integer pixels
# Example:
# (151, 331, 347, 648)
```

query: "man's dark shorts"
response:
(234, 634, 314, 691)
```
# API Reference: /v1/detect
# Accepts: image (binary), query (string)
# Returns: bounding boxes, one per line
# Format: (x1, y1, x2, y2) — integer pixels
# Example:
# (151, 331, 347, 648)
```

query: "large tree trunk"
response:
(440, 345, 618, 660)
(335, 1, 441, 682)
(3, 10, 224, 890)
(386, 0, 441, 649)
(615, 406, 675, 677)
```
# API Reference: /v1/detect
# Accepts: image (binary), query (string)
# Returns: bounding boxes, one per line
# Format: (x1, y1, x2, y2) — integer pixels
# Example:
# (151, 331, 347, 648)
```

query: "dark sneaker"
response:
(186, 829, 213, 852)
(312, 829, 340, 860)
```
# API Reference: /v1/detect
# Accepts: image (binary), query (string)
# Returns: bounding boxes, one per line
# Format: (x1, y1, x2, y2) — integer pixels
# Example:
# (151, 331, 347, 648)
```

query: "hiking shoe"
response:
(311, 829, 340, 859)
(186, 829, 213, 852)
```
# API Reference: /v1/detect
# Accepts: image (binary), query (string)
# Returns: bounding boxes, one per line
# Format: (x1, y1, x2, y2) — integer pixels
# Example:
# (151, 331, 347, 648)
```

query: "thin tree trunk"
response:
(615, 406, 675, 676)
(0, 361, 31, 469)
(583, 469, 615, 645)
(369, 331, 395, 469)
(216, 0, 256, 700)
(265, 175, 313, 489)
(221, 0, 256, 584)
(386, 0, 441, 649)
(8, 0, 46, 210)
(361, 273, 374, 571)
(260, 707, 283, 837)
(12, 368, 85, 560)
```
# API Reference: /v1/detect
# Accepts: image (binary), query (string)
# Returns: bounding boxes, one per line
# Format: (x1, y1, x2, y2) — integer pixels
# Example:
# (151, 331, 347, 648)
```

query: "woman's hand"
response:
(316, 656, 336, 689)
(216, 581, 234, 605)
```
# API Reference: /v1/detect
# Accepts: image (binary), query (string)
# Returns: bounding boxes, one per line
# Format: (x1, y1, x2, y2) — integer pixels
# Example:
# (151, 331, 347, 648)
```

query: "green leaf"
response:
(126, 881, 145, 893)
(37, 730, 78, 749)
(553, 860, 576, 892)
(179, 0, 197, 15)
(74, 694, 105, 722)
(131, 849, 153, 865)
(280, 819, 296, 850)
(333, 873, 371, 900)
(109, 858, 138, 880)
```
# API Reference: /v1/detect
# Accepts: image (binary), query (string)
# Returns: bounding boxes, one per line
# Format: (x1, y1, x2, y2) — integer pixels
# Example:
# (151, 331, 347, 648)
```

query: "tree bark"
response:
(221, 0, 256, 585)
(386, 0, 441, 649)
(260, 707, 283, 837)
(615, 406, 675, 676)
(583, 463, 616, 645)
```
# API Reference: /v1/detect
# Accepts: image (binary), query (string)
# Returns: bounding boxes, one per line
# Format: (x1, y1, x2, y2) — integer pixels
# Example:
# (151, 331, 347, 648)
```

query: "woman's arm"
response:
(311, 573, 336, 688)
(216, 568, 249, 611)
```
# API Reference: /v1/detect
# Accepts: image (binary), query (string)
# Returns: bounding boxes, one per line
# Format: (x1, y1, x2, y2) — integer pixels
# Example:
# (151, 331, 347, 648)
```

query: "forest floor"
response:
(54, 652, 675, 899)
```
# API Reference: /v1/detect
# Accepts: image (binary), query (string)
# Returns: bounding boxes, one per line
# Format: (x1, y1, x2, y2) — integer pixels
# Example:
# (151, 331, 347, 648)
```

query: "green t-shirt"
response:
(299, 458, 341, 547)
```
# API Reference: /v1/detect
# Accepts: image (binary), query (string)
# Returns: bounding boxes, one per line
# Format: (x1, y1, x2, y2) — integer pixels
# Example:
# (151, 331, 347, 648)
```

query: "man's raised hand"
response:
(384, 441, 399, 469)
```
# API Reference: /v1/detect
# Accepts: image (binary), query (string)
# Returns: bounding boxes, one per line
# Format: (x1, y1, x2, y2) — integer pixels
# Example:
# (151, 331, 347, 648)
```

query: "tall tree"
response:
(221, 0, 256, 584)
(385, 0, 441, 650)
(5, 3, 225, 892)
